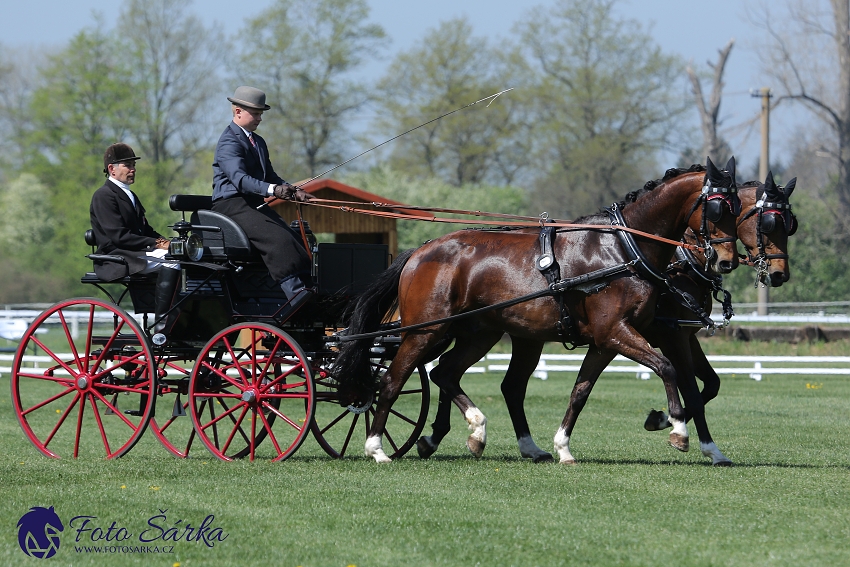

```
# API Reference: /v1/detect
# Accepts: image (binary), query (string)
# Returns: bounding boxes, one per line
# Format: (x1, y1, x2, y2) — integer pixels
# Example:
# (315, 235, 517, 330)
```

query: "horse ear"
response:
(705, 156, 718, 180)
(724, 156, 736, 184)
(764, 170, 776, 190)
(783, 177, 797, 198)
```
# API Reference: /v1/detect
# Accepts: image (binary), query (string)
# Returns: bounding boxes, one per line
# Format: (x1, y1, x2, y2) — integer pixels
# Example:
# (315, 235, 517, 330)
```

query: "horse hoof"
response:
(466, 437, 485, 459)
(669, 433, 689, 452)
(559, 458, 577, 465)
(644, 409, 671, 431)
(416, 437, 437, 459)
(533, 453, 555, 464)
(713, 459, 733, 467)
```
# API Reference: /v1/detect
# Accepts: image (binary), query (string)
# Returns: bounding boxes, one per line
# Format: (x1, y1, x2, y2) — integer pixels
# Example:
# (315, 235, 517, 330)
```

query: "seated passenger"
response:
(211, 86, 314, 319)
(89, 143, 180, 337)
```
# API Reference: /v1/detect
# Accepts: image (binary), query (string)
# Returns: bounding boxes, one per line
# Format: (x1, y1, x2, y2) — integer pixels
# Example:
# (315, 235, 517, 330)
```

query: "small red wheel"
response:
(148, 356, 196, 458)
(188, 323, 315, 461)
(311, 358, 430, 459)
(10, 298, 156, 459)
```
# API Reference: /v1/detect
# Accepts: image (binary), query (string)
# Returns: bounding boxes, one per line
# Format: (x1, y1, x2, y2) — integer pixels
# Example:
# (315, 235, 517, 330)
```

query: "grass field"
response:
(2, 339, 849, 567)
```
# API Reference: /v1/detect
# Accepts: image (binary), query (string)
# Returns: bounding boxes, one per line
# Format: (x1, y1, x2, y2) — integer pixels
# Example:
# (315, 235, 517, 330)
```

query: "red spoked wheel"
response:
(188, 323, 315, 461)
(148, 356, 196, 458)
(310, 358, 430, 459)
(10, 298, 156, 459)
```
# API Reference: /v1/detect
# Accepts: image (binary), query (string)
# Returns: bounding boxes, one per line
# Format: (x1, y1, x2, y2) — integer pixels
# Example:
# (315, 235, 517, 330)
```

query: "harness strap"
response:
(607, 204, 716, 330)
(336, 261, 638, 343)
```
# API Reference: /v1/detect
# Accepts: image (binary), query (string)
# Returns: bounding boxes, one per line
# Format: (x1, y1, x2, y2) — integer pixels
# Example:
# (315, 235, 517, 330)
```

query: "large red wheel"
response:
(310, 358, 430, 459)
(188, 323, 315, 461)
(10, 298, 156, 459)
(148, 356, 196, 458)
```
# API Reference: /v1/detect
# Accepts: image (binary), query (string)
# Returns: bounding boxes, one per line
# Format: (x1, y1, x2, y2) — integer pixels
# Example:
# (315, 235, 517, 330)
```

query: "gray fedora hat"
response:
(227, 86, 271, 110)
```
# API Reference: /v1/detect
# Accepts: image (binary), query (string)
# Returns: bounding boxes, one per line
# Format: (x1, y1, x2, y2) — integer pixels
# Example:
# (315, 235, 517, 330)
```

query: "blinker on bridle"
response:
(737, 192, 796, 287)
(686, 178, 741, 263)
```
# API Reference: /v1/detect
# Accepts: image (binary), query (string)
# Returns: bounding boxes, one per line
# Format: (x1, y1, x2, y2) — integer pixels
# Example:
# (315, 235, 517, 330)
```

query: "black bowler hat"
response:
(103, 143, 141, 174)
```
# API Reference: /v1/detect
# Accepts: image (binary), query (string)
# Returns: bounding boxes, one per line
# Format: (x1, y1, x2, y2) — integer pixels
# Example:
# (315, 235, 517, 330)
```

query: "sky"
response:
(1, 0, 805, 172)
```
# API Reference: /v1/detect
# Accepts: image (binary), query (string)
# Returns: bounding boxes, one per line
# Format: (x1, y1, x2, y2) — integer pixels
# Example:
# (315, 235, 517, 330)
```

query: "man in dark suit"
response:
(212, 86, 314, 317)
(90, 143, 180, 336)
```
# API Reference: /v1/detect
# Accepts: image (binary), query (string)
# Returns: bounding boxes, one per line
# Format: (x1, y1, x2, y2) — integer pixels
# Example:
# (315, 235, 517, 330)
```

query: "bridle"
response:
(736, 193, 796, 284)
(684, 177, 741, 265)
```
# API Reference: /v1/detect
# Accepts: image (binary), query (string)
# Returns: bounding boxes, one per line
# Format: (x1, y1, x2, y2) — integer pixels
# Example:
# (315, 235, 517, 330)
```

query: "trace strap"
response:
(334, 261, 639, 343)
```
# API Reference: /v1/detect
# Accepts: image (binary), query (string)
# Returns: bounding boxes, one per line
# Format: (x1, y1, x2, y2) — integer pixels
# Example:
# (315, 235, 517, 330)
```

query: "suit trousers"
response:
(211, 195, 311, 284)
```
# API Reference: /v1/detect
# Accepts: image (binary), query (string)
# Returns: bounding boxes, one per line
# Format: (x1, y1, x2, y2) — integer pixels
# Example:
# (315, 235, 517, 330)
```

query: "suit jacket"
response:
(212, 122, 284, 204)
(90, 180, 163, 281)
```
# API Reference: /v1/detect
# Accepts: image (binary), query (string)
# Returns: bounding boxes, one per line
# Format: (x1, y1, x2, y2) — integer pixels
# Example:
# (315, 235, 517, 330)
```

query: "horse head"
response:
(689, 156, 741, 274)
(737, 170, 796, 287)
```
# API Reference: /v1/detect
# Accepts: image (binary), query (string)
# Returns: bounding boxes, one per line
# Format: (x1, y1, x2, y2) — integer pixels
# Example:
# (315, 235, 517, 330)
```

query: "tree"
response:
(752, 0, 850, 217)
(236, 0, 388, 179)
(26, 28, 137, 294)
(374, 18, 531, 187)
(117, 0, 227, 204)
(518, 0, 689, 218)
(687, 39, 735, 165)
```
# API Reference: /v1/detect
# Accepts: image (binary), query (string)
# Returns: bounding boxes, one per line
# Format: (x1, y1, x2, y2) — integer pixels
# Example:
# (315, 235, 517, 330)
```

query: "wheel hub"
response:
(241, 389, 258, 404)
(76, 376, 90, 390)
(346, 393, 373, 415)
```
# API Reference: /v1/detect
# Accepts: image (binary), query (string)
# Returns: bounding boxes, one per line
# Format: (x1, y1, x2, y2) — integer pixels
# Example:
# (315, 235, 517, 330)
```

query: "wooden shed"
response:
(269, 178, 429, 257)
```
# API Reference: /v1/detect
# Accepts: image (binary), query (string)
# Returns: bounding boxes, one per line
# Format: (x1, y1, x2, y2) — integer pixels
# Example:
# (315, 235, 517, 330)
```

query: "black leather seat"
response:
(169, 194, 258, 261)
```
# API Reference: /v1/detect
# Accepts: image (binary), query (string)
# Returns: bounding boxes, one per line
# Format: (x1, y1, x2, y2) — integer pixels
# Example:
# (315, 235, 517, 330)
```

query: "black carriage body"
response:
(83, 195, 389, 349)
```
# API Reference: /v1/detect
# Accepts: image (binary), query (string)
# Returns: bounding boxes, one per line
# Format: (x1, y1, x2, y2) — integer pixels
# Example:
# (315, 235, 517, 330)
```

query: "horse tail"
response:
(333, 247, 417, 405)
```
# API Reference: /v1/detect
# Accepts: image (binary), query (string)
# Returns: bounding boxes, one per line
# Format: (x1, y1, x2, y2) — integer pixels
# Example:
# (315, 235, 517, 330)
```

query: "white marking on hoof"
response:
(700, 441, 732, 466)
(465, 407, 487, 458)
(554, 428, 576, 465)
(518, 435, 554, 463)
(365, 435, 392, 463)
(668, 417, 689, 452)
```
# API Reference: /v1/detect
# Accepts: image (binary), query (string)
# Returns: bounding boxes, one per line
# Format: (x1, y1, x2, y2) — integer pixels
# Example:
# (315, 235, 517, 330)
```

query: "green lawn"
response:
(2, 351, 849, 567)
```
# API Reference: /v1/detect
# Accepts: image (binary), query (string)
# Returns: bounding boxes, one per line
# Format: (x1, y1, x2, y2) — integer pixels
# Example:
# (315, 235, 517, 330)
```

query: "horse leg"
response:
(554, 348, 616, 465)
(416, 387, 453, 459)
(643, 335, 730, 465)
(501, 336, 553, 463)
(416, 332, 502, 459)
(687, 338, 731, 466)
(690, 334, 720, 407)
(558, 326, 687, 464)
(426, 330, 503, 458)
(366, 330, 449, 463)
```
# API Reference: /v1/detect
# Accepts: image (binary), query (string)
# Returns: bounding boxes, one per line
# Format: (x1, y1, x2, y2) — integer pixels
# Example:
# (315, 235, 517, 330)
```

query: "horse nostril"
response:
(770, 271, 788, 287)
(717, 260, 734, 273)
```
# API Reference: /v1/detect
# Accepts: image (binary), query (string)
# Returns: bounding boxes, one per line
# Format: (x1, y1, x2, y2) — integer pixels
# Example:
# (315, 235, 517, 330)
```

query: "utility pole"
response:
(751, 87, 772, 315)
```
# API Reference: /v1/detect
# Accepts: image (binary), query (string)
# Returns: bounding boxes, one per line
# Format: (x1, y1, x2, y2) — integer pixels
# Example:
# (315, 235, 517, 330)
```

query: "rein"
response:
(298, 198, 705, 251)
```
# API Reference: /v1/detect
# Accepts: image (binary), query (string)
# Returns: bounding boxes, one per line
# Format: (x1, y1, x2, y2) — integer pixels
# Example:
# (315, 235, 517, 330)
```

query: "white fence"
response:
(5, 352, 850, 381)
(424, 353, 850, 381)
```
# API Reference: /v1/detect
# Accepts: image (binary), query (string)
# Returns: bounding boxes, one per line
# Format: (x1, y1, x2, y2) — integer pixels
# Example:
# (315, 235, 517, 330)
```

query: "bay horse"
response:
(417, 170, 796, 466)
(333, 158, 741, 463)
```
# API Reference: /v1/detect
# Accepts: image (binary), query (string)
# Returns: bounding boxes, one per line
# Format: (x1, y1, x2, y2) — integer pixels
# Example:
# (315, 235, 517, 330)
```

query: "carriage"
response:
(9, 194, 430, 461)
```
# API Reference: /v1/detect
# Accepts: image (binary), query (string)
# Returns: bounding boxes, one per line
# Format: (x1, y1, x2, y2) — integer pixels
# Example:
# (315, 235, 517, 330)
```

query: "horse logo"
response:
(17, 506, 64, 559)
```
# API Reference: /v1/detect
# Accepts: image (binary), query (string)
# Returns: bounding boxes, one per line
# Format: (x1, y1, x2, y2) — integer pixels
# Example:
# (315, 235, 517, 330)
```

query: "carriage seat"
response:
(81, 229, 155, 286)
(169, 194, 258, 261)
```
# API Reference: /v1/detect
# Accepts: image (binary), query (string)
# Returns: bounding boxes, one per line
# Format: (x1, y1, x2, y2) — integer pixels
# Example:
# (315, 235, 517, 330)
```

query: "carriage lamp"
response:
(168, 220, 204, 262)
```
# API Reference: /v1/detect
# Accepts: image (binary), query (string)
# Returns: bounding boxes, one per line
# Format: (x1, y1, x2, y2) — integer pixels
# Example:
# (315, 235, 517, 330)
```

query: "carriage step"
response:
(123, 410, 144, 416)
